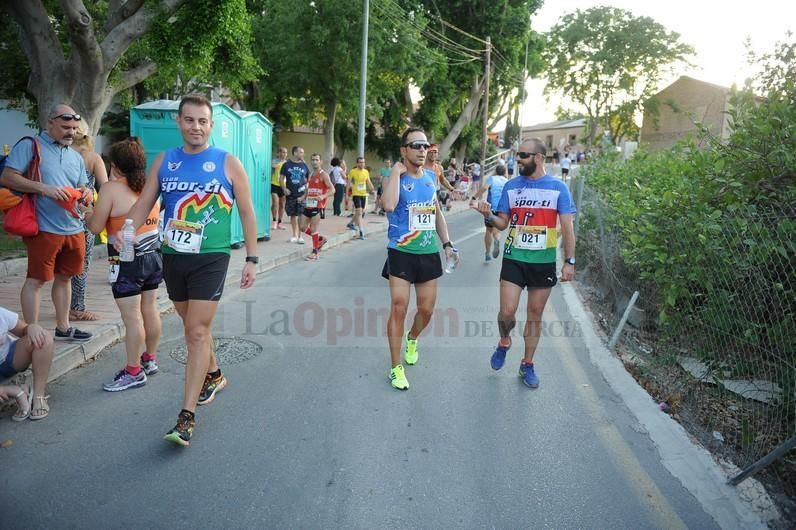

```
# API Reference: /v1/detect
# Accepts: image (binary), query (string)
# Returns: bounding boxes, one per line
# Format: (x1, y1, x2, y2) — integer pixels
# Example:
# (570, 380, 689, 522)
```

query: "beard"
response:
(519, 160, 536, 176)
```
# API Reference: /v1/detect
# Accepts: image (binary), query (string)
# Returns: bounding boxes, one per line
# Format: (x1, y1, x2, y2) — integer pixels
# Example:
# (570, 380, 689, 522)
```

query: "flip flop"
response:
(70, 310, 99, 321)
(11, 379, 33, 422)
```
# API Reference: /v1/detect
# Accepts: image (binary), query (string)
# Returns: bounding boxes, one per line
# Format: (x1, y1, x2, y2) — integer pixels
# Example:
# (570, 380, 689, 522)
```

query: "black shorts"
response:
(381, 248, 443, 284)
(285, 197, 304, 217)
(377, 186, 383, 196)
(352, 196, 366, 209)
(303, 207, 321, 218)
(270, 184, 284, 198)
(163, 252, 230, 302)
(499, 259, 557, 290)
(112, 252, 163, 299)
(484, 210, 498, 228)
(561, 168, 569, 176)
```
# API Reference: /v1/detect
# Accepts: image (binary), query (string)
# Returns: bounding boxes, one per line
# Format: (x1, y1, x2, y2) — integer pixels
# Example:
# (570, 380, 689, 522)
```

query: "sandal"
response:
(29, 395, 50, 421)
(70, 309, 99, 321)
(11, 379, 33, 422)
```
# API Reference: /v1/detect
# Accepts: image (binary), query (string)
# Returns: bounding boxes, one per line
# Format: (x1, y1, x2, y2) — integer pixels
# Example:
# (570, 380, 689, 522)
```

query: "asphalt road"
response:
(0, 213, 719, 529)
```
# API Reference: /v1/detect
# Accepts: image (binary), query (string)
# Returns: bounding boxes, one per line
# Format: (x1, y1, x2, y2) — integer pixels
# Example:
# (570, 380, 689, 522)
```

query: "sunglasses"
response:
(52, 113, 82, 121)
(517, 151, 541, 159)
(403, 141, 430, 150)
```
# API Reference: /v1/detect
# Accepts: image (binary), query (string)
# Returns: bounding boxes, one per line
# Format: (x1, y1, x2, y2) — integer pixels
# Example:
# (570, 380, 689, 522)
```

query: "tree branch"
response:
(115, 61, 158, 93)
(2, 0, 67, 96)
(101, 0, 187, 69)
(104, 0, 145, 34)
(61, 0, 103, 77)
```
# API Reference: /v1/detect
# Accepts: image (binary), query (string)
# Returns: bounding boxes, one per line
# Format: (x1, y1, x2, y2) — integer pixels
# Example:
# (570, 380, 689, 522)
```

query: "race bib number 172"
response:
(165, 219, 204, 253)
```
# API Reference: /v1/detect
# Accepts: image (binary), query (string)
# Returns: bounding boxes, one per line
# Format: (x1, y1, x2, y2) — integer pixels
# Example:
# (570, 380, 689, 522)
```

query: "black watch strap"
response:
(245, 256, 259, 264)
(442, 241, 454, 249)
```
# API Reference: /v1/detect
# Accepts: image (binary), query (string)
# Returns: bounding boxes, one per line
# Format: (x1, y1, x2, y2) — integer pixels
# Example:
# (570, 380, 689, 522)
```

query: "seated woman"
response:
(84, 138, 163, 392)
(0, 306, 55, 420)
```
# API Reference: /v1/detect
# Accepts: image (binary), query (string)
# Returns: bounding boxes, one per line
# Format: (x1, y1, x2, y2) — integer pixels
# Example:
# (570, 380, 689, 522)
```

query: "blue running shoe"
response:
(491, 343, 509, 370)
(519, 361, 539, 388)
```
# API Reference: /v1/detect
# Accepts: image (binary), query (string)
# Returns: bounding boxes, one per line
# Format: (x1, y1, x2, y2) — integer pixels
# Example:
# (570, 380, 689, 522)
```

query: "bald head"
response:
(47, 103, 81, 146)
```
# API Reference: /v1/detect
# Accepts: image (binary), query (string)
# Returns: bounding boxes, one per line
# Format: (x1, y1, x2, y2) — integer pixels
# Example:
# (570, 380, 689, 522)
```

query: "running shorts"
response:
(499, 259, 557, 290)
(163, 253, 230, 302)
(112, 251, 163, 299)
(381, 248, 442, 284)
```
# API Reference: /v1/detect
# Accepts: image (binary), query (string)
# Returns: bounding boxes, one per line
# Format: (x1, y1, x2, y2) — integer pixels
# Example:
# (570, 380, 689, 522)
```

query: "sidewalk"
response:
(0, 198, 471, 384)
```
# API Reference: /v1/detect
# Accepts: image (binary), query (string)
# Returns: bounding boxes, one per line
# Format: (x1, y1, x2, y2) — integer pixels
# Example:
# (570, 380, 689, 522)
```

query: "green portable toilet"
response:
(130, 100, 245, 244)
(236, 110, 272, 241)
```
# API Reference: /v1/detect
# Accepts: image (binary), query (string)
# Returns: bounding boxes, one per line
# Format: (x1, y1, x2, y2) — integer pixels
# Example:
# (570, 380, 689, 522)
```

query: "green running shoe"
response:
(164, 410, 195, 447)
(404, 332, 419, 365)
(390, 364, 409, 390)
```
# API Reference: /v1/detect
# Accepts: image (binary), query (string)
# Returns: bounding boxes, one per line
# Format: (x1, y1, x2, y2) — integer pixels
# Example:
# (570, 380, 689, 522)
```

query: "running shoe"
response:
(491, 342, 509, 370)
(297, 237, 306, 245)
(404, 331, 419, 365)
(358, 231, 365, 240)
(390, 365, 409, 390)
(304, 252, 319, 261)
(55, 327, 93, 341)
(519, 361, 540, 388)
(289, 236, 298, 243)
(141, 355, 159, 375)
(492, 238, 500, 258)
(277, 222, 286, 230)
(485, 254, 492, 262)
(197, 372, 227, 406)
(346, 222, 356, 230)
(102, 369, 147, 392)
(163, 410, 195, 447)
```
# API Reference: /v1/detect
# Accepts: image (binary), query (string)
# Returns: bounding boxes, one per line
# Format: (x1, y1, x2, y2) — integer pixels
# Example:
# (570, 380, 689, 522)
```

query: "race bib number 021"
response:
(409, 205, 435, 231)
(515, 226, 547, 250)
(165, 219, 204, 253)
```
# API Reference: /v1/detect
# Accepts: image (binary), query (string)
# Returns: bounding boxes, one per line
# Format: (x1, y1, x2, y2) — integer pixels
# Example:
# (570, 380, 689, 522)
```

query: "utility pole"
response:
(357, 0, 369, 157)
(479, 35, 491, 192)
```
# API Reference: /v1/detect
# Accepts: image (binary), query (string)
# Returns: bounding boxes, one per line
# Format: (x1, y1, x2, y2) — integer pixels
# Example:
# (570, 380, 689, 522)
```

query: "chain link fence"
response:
(572, 176, 795, 524)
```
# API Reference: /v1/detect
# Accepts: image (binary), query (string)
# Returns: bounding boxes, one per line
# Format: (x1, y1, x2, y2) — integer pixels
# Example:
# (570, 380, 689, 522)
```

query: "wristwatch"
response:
(442, 241, 454, 250)
(564, 257, 576, 266)
(245, 256, 259, 264)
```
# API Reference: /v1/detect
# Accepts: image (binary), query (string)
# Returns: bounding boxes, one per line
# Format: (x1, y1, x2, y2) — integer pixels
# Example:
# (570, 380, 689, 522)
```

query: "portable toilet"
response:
(236, 110, 272, 241)
(130, 100, 245, 244)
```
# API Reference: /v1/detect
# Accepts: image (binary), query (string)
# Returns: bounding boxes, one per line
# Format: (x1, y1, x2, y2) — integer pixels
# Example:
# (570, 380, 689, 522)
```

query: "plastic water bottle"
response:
(120, 219, 135, 262)
(444, 249, 459, 274)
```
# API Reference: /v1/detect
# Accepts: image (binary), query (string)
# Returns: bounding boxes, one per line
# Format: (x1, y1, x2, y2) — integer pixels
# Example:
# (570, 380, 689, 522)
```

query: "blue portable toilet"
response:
(130, 100, 247, 244)
(236, 110, 272, 241)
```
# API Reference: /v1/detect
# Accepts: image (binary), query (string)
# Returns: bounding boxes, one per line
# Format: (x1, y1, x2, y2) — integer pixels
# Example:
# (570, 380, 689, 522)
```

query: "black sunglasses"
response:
(52, 113, 82, 121)
(517, 151, 541, 159)
(403, 141, 430, 150)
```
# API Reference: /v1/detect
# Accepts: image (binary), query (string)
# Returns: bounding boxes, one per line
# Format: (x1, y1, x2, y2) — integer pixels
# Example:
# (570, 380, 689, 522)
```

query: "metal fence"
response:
(571, 176, 796, 523)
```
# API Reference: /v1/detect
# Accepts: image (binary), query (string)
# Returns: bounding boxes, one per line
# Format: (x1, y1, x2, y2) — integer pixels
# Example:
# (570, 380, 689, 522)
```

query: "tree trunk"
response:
(323, 99, 337, 168)
(438, 76, 485, 160)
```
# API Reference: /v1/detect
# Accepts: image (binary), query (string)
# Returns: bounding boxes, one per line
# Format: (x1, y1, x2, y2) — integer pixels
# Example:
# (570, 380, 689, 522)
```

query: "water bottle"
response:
(120, 219, 135, 262)
(444, 248, 459, 274)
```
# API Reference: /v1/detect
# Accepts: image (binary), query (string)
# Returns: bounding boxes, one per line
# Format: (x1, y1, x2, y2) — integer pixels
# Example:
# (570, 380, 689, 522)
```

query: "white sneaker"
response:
(297, 237, 306, 244)
(289, 236, 298, 243)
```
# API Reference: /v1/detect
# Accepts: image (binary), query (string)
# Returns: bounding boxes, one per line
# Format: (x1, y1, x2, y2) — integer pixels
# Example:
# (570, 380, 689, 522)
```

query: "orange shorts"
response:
(23, 231, 86, 281)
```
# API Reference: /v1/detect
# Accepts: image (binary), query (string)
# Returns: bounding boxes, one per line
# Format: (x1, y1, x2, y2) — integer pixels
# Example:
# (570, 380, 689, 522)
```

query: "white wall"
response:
(0, 102, 39, 152)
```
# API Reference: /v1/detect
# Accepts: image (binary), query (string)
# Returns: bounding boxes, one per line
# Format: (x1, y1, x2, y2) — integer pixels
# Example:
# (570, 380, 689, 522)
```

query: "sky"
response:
(517, 0, 796, 126)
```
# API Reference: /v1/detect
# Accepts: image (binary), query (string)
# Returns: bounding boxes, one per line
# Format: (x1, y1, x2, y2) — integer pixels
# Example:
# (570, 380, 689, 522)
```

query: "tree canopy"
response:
(0, 0, 259, 133)
(543, 6, 693, 146)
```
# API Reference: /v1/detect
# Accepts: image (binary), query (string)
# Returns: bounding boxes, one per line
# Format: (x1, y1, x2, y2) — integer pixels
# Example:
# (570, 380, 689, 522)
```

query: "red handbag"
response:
(3, 137, 40, 237)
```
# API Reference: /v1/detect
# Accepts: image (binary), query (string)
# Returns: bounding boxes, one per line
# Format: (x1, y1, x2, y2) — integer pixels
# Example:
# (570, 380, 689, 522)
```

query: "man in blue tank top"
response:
(472, 163, 509, 262)
(125, 94, 260, 447)
(381, 127, 459, 391)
